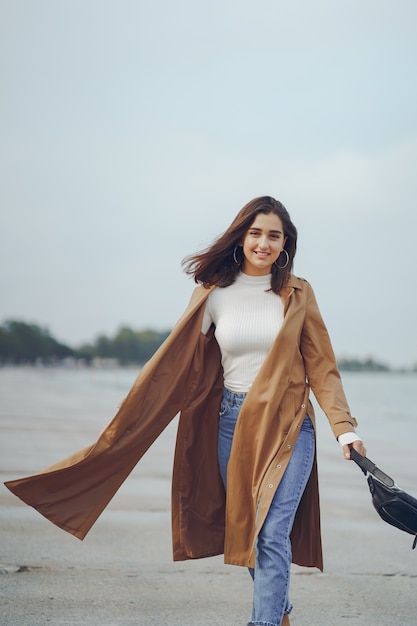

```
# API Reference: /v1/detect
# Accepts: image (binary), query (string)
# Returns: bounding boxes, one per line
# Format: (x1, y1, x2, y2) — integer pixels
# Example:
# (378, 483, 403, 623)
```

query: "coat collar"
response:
(279, 274, 304, 302)
(284, 273, 305, 290)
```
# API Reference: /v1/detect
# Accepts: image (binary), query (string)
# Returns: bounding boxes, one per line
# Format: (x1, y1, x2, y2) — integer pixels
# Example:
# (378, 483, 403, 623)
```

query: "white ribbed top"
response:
(201, 272, 284, 392)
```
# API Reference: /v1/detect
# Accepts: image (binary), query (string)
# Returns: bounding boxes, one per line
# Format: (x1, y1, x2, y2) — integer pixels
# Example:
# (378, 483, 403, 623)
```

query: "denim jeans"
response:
(218, 387, 315, 626)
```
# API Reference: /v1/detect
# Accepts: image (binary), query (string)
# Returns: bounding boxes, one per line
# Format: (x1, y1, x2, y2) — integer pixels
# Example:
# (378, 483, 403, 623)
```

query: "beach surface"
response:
(1, 367, 416, 625)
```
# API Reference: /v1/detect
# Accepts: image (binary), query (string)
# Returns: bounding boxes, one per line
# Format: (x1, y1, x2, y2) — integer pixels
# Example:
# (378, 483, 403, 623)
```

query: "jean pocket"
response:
(219, 399, 229, 417)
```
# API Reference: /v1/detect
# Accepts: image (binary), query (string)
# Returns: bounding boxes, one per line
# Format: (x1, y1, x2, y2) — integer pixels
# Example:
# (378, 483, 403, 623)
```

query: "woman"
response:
(5, 196, 366, 626)
(182, 196, 366, 625)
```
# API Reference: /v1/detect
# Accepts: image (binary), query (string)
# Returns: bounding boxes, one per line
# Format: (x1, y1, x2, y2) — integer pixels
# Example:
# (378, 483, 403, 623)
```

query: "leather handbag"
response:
(350, 448, 417, 549)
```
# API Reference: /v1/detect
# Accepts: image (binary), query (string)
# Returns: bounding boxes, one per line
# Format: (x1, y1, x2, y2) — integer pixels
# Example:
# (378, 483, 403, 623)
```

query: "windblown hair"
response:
(182, 196, 297, 294)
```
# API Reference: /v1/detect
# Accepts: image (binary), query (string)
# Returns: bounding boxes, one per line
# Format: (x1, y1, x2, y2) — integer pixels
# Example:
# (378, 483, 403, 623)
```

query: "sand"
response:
(1, 367, 416, 625)
(2, 462, 417, 626)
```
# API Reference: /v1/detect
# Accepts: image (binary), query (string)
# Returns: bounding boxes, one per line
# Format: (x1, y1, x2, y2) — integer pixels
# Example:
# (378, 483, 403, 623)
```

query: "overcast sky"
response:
(1, 0, 416, 367)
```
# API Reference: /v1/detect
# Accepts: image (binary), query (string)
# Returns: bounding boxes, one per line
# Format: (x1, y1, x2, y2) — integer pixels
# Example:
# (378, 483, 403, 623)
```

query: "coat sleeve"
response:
(300, 281, 358, 439)
(4, 286, 211, 540)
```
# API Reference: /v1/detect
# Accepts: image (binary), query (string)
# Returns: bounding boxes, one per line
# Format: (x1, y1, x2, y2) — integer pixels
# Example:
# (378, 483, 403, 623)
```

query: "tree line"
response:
(1, 319, 414, 371)
(0, 320, 170, 366)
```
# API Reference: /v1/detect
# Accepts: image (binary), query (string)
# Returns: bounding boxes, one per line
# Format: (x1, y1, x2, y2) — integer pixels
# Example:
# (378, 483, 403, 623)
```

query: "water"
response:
(0, 366, 178, 510)
(322, 371, 417, 489)
(1, 366, 416, 500)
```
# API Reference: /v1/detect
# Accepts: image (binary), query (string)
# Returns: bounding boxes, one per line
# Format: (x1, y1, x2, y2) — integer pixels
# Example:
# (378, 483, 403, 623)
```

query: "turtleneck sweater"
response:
(201, 272, 360, 448)
(201, 272, 284, 393)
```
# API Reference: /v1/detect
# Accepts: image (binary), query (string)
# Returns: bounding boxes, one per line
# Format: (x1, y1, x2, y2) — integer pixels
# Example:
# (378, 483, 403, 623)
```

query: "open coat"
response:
(5, 275, 357, 571)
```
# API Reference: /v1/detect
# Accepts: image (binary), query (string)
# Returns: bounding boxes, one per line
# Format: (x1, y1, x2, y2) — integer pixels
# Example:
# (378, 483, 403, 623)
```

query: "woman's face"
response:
(241, 212, 287, 276)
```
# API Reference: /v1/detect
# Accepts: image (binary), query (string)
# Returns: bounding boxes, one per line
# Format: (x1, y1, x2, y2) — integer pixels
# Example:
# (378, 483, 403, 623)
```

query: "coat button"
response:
(301, 403, 306, 408)
(277, 464, 282, 469)
(287, 444, 291, 449)
(269, 483, 274, 488)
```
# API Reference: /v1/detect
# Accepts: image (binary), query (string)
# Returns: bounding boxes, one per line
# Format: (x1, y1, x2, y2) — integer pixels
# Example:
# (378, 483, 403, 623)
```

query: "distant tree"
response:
(109, 327, 169, 364)
(0, 320, 74, 364)
(338, 357, 390, 372)
(0, 326, 14, 361)
(95, 334, 114, 359)
(75, 343, 96, 362)
(112, 327, 140, 364)
(73, 327, 170, 365)
(135, 329, 170, 362)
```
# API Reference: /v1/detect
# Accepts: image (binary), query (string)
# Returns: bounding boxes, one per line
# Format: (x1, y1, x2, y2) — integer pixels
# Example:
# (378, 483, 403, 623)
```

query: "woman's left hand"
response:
(343, 439, 367, 460)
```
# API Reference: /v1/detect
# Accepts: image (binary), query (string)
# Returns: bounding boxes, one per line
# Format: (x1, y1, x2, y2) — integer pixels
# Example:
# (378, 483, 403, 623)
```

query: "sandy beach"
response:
(2, 476, 416, 626)
(1, 367, 416, 625)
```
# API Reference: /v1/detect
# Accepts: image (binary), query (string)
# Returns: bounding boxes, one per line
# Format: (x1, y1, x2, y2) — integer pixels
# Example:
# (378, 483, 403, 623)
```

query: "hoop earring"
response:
(274, 249, 289, 269)
(233, 246, 242, 264)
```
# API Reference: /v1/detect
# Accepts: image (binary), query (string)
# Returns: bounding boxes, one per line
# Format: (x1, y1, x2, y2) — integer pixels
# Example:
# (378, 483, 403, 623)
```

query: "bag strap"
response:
(350, 448, 395, 488)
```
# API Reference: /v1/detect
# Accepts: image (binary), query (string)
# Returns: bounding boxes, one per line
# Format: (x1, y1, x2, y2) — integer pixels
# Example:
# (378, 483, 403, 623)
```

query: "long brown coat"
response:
(5, 275, 357, 571)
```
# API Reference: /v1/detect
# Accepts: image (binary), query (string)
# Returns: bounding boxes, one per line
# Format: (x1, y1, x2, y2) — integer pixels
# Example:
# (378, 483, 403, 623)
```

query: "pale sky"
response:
(1, 0, 416, 367)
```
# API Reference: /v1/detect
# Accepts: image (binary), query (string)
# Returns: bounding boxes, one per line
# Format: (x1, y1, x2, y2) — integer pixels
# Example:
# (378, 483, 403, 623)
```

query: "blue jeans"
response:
(218, 387, 315, 626)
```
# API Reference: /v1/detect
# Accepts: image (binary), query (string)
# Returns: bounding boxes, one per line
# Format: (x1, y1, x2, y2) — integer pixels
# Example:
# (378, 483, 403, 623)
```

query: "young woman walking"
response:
(6, 196, 366, 626)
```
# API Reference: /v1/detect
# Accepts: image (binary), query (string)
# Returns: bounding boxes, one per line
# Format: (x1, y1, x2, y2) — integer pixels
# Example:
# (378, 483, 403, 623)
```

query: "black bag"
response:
(350, 448, 417, 549)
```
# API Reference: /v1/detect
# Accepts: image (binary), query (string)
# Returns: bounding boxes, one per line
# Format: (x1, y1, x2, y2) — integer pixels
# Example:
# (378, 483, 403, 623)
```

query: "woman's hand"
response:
(343, 439, 367, 460)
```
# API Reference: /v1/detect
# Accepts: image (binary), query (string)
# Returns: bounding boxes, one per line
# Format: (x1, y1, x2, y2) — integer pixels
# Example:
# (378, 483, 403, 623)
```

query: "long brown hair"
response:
(182, 196, 297, 294)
